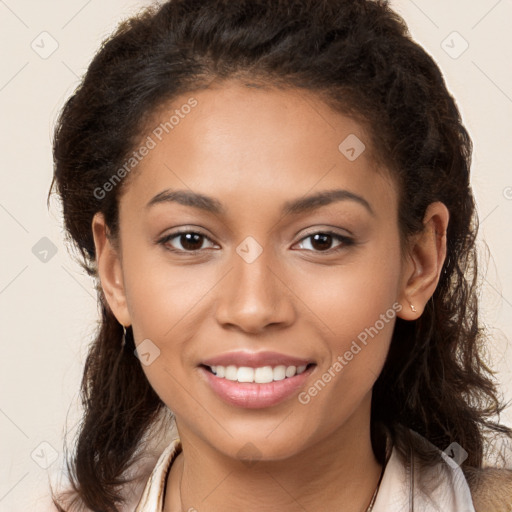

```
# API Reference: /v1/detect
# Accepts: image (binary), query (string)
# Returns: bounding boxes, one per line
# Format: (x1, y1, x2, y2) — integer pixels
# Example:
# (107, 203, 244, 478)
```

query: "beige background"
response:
(1, 0, 511, 510)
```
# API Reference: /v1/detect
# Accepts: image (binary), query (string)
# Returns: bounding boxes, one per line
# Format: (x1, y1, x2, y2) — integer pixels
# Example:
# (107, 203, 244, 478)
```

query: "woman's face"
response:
(101, 81, 411, 461)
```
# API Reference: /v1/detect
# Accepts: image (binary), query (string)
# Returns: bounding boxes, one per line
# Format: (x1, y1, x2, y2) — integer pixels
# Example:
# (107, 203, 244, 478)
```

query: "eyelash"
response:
(157, 229, 354, 255)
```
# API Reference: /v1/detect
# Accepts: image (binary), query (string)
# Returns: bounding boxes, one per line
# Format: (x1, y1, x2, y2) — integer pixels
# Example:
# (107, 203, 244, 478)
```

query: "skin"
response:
(92, 81, 448, 511)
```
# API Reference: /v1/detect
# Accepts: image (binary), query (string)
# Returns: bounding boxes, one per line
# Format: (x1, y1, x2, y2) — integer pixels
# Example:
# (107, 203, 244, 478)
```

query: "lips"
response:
(199, 351, 316, 408)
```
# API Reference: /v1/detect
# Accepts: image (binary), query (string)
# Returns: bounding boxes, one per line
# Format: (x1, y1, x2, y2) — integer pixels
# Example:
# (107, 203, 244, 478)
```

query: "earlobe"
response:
(397, 202, 449, 321)
(91, 212, 131, 327)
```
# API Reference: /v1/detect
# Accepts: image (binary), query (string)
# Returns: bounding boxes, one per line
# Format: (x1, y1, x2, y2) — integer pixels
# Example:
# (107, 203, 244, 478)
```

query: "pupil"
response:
(181, 233, 203, 250)
(312, 233, 332, 251)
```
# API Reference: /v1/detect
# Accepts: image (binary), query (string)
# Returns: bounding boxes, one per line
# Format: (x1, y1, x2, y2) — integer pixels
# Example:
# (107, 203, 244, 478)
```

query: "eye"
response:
(158, 230, 217, 253)
(157, 229, 354, 255)
(294, 231, 354, 253)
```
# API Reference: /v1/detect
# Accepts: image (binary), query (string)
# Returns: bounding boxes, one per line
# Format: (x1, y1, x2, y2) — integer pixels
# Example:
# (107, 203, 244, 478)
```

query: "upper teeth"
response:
(209, 365, 307, 383)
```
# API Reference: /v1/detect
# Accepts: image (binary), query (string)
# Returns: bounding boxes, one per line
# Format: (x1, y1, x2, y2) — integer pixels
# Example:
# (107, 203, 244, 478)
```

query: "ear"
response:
(91, 212, 132, 327)
(397, 201, 449, 321)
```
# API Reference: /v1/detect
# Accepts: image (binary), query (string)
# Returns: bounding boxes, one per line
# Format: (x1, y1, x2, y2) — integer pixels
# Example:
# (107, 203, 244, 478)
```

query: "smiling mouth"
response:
(201, 363, 314, 384)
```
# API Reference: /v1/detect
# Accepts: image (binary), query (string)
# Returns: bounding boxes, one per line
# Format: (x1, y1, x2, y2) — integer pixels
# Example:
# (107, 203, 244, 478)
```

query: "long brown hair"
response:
(49, 0, 512, 510)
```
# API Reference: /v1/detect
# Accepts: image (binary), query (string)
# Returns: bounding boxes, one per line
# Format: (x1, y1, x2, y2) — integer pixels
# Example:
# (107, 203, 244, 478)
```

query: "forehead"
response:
(119, 81, 397, 218)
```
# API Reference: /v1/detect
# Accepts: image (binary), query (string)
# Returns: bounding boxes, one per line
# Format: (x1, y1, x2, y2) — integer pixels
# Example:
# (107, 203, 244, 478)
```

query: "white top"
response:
(134, 434, 476, 511)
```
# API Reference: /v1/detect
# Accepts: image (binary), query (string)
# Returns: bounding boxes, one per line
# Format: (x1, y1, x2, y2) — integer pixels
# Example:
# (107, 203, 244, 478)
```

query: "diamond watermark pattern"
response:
(31, 441, 58, 469)
(32, 237, 58, 263)
(135, 338, 161, 366)
(237, 442, 262, 467)
(30, 31, 59, 59)
(444, 442, 468, 466)
(441, 31, 469, 59)
(236, 236, 263, 264)
(338, 134, 366, 161)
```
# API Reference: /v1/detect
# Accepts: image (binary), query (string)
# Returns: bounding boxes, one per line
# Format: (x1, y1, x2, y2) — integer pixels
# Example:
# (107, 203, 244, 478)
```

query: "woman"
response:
(49, 0, 512, 510)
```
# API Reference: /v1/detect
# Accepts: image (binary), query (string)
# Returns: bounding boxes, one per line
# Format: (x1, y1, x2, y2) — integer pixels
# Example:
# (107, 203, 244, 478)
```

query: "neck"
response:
(165, 395, 383, 512)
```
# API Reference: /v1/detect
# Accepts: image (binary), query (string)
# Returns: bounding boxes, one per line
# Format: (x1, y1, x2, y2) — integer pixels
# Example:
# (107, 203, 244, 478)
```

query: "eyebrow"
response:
(145, 188, 374, 217)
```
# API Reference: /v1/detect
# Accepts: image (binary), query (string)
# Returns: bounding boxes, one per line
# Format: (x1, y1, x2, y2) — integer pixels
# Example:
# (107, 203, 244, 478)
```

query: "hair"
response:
(48, 0, 512, 510)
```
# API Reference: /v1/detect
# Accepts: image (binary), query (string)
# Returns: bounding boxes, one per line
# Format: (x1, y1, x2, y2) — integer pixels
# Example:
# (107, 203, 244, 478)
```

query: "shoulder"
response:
(463, 467, 512, 512)
(378, 425, 509, 512)
(134, 438, 182, 512)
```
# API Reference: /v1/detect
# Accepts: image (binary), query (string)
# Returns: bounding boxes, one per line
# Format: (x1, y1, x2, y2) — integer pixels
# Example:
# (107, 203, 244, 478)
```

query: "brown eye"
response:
(310, 233, 334, 251)
(158, 231, 216, 253)
(177, 233, 205, 251)
(295, 231, 354, 253)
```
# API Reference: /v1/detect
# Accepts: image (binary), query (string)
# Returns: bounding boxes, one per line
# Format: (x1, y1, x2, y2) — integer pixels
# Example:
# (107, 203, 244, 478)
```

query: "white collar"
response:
(373, 439, 476, 511)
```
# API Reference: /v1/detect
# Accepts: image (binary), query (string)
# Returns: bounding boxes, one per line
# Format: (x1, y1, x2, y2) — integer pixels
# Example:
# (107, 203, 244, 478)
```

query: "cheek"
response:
(297, 277, 398, 402)
(293, 287, 398, 443)
(121, 249, 220, 403)
(293, 237, 402, 412)
(296, 236, 402, 348)
(123, 243, 215, 338)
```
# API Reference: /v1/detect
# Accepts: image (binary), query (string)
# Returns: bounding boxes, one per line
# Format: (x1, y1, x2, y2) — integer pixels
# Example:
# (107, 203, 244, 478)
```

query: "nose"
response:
(214, 245, 296, 334)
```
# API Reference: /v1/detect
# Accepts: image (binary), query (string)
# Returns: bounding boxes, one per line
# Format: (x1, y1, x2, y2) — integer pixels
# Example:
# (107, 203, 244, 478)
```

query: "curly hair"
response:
(49, 0, 512, 510)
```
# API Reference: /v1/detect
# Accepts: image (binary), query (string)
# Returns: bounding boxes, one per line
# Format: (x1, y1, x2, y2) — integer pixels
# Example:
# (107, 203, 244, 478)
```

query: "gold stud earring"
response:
(410, 304, 417, 312)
